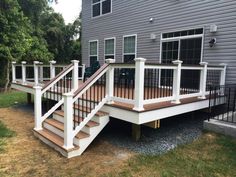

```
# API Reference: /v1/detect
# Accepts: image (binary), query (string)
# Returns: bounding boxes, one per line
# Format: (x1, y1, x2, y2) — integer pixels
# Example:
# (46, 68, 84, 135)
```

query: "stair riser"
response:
(53, 113, 101, 124)
(61, 106, 92, 118)
(44, 122, 64, 139)
(43, 121, 89, 147)
(75, 116, 110, 154)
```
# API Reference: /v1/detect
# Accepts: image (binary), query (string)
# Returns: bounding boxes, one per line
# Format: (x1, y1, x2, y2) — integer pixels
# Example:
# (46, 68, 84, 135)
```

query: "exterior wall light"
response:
(209, 38, 216, 47)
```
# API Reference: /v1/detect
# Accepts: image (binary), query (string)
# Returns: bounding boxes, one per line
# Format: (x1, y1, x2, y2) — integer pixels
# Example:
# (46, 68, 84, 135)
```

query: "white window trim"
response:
(89, 40, 99, 65)
(159, 27, 204, 63)
(122, 34, 137, 63)
(91, 0, 112, 19)
(104, 37, 116, 60)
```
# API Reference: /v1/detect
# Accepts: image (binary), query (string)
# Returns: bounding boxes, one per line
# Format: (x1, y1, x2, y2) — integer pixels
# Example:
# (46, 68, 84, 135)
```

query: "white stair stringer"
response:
(74, 115, 109, 155)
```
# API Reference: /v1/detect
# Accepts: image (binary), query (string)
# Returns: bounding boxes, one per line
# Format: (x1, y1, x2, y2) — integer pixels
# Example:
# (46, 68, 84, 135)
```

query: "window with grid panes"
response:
(123, 35, 136, 63)
(92, 0, 111, 17)
(104, 38, 115, 59)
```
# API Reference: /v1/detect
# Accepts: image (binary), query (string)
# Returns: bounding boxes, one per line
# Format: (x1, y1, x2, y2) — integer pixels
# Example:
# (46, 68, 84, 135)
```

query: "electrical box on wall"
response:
(210, 24, 217, 33)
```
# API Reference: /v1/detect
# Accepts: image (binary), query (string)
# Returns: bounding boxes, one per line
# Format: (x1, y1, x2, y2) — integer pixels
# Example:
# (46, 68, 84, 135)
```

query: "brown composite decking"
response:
(108, 96, 209, 113)
(13, 80, 205, 113)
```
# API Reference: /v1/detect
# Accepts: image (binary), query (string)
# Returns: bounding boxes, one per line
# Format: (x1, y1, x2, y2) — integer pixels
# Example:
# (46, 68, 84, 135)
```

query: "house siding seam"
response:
(82, 0, 236, 84)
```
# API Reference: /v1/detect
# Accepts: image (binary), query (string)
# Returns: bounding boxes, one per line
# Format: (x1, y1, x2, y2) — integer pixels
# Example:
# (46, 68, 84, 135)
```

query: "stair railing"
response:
(34, 60, 79, 131)
(62, 59, 114, 149)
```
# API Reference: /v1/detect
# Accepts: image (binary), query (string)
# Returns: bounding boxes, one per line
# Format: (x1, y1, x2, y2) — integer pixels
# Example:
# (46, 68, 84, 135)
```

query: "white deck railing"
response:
(12, 60, 85, 85)
(108, 59, 226, 111)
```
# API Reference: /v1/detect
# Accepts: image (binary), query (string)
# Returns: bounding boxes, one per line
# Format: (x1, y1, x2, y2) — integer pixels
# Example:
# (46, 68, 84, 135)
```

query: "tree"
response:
(0, 0, 32, 90)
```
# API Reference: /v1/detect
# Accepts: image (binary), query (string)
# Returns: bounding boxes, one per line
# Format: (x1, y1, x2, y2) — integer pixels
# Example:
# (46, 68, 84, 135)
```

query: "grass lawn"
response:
(109, 132, 236, 177)
(0, 90, 27, 108)
(0, 121, 15, 152)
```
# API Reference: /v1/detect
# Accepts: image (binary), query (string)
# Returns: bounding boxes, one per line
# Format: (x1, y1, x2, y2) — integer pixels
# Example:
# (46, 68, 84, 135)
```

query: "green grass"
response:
(0, 91, 27, 108)
(106, 132, 236, 177)
(0, 121, 15, 152)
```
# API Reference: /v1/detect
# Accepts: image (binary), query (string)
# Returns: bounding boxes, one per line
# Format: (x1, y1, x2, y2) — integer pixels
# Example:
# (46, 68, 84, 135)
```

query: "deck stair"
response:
(34, 105, 109, 158)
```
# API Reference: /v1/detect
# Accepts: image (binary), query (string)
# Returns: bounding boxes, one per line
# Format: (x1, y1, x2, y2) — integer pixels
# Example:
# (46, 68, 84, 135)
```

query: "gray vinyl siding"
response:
(82, 0, 236, 84)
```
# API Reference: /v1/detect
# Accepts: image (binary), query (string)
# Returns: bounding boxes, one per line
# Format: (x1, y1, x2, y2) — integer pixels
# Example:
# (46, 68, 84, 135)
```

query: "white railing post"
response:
(133, 58, 146, 111)
(105, 59, 115, 104)
(34, 61, 40, 86)
(33, 86, 43, 130)
(49, 60, 56, 79)
(63, 92, 74, 149)
(39, 62, 44, 82)
(82, 64, 86, 81)
(219, 63, 227, 86)
(21, 61, 27, 85)
(11, 61, 16, 83)
(71, 60, 79, 91)
(199, 62, 208, 99)
(172, 60, 183, 104)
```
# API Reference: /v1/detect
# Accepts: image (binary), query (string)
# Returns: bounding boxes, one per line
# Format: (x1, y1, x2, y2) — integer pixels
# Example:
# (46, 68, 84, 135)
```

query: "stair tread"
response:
(44, 119, 90, 139)
(54, 110, 100, 128)
(34, 129, 80, 152)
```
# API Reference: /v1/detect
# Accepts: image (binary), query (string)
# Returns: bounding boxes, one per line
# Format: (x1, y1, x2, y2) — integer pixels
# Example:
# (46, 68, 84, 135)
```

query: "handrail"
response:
(73, 64, 109, 100)
(42, 64, 73, 92)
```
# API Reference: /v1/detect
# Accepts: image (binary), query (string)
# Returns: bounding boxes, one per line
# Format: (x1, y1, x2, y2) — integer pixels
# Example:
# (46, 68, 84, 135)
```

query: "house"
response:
(10, 0, 234, 158)
(82, 0, 236, 84)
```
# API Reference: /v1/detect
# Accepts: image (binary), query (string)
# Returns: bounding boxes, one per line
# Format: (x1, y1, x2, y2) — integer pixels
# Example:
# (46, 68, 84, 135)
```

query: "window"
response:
(123, 35, 137, 63)
(92, 0, 111, 17)
(89, 40, 98, 65)
(104, 38, 115, 59)
(161, 28, 203, 64)
(161, 28, 204, 89)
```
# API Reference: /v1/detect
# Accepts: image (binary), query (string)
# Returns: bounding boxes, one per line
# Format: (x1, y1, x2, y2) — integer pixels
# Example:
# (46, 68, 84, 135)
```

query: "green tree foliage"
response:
(0, 0, 32, 89)
(0, 0, 81, 90)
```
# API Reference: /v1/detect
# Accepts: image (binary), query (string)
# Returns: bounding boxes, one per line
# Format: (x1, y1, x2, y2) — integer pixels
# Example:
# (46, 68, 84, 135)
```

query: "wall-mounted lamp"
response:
(209, 38, 216, 47)
(150, 33, 156, 41)
(149, 17, 154, 23)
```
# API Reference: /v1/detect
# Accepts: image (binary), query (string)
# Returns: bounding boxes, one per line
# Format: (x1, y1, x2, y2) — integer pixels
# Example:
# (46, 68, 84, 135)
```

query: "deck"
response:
(10, 59, 227, 157)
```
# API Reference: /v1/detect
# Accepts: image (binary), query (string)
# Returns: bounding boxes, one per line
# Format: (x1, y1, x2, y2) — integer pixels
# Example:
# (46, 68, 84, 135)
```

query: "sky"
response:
(51, 0, 82, 24)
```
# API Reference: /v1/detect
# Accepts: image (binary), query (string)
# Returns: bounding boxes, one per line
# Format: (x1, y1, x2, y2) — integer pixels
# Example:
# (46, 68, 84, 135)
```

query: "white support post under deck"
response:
(172, 60, 183, 104)
(105, 59, 115, 104)
(133, 58, 146, 111)
(11, 61, 16, 83)
(21, 61, 27, 85)
(71, 60, 79, 91)
(199, 62, 208, 99)
(63, 92, 74, 149)
(33, 86, 43, 130)
(49, 60, 56, 79)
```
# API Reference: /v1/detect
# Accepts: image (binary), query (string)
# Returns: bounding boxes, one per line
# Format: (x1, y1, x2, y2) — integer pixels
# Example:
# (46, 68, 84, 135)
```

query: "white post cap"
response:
(172, 60, 183, 64)
(200, 62, 208, 65)
(105, 59, 116, 64)
(134, 58, 146, 62)
(49, 60, 56, 64)
(71, 60, 79, 64)
(21, 61, 27, 64)
(34, 61, 40, 65)
(12, 61, 16, 64)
